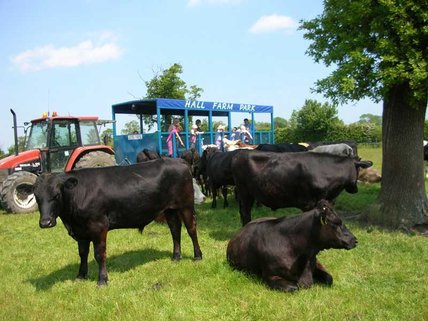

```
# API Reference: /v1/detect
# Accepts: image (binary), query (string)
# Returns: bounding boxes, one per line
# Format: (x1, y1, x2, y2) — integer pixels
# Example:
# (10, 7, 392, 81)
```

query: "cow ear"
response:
(320, 207, 328, 225)
(63, 177, 78, 190)
(316, 201, 328, 225)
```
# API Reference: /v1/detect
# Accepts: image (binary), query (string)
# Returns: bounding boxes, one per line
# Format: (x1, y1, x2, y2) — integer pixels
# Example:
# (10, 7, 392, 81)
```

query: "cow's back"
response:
(232, 150, 357, 211)
(63, 158, 194, 228)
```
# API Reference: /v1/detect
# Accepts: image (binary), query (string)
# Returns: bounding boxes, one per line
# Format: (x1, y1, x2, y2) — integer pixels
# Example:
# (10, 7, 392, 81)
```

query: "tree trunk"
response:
(364, 82, 428, 230)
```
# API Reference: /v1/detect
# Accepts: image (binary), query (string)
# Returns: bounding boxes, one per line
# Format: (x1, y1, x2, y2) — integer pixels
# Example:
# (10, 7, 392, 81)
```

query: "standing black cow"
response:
(227, 200, 357, 292)
(232, 150, 372, 225)
(34, 158, 202, 286)
(201, 149, 241, 208)
(198, 146, 220, 198)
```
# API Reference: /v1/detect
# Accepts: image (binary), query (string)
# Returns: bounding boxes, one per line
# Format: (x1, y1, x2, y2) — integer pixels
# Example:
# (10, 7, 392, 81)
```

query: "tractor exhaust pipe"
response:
(10, 109, 19, 156)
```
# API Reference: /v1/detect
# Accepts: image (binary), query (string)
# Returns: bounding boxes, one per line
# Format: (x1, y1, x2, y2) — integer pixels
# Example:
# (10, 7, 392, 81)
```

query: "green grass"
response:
(1, 194, 428, 321)
(1, 146, 427, 320)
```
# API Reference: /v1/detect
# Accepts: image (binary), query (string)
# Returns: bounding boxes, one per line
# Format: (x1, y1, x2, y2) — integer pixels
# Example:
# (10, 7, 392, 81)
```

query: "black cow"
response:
(202, 149, 241, 208)
(255, 143, 308, 153)
(227, 200, 357, 292)
(198, 146, 220, 197)
(232, 150, 372, 225)
(34, 158, 202, 286)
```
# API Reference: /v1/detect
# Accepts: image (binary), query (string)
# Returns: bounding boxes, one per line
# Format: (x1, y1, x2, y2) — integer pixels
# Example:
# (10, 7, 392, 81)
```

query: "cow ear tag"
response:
(320, 207, 327, 225)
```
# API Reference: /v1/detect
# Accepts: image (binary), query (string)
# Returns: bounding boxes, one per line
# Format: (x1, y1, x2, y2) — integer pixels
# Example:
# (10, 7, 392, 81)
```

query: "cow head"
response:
(316, 201, 357, 250)
(34, 173, 78, 228)
(345, 160, 373, 193)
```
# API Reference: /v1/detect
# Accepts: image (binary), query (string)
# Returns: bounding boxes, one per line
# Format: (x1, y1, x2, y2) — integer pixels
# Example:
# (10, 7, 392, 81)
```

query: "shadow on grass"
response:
(27, 248, 170, 291)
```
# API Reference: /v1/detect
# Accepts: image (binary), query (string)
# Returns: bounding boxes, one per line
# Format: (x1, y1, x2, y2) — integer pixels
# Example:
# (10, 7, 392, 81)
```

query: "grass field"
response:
(1, 146, 427, 321)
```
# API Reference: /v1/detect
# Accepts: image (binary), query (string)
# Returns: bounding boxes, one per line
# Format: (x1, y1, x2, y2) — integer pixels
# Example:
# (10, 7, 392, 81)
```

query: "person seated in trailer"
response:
(167, 118, 184, 157)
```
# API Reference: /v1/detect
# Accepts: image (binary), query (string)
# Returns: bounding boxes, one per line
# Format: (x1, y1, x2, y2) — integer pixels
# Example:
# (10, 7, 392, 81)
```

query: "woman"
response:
(167, 118, 184, 157)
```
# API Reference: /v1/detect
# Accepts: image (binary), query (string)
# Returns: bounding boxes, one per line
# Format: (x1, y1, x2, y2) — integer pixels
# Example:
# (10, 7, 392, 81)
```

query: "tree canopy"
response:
(145, 63, 203, 100)
(300, 0, 428, 106)
(140, 63, 203, 131)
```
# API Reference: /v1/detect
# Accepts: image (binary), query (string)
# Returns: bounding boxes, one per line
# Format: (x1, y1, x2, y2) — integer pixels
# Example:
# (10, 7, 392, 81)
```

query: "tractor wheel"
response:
(74, 151, 116, 169)
(0, 171, 38, 214)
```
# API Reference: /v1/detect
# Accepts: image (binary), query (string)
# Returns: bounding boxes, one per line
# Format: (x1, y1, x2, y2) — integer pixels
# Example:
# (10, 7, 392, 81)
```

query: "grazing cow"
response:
(227, 200, 357, 292)
(34, 158, 203, 286)
(256, 143, 308, 153)
(200, 148, 240, 208)
(232, 150, 372, 225)
(309, 143, 355, 158)
(358, 168, 381, 183)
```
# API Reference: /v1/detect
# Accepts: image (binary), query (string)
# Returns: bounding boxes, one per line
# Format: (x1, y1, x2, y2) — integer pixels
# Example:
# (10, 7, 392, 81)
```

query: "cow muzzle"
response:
(39, 217, 57, 228)
(343, 236, 358, 250)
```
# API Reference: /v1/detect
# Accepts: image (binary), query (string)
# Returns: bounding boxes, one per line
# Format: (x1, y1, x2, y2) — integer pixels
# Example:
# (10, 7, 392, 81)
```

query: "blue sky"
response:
(0, 0, 382, 150)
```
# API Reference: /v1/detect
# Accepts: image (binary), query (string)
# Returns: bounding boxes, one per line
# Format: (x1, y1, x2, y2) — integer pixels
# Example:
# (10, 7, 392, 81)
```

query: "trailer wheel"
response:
(0, 171, 38, 214)
(74, 151, 116, 169)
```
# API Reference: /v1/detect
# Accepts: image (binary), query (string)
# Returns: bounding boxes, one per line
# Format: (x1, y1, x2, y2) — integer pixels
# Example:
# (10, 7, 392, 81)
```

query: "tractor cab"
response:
(0, 110, 115, 214)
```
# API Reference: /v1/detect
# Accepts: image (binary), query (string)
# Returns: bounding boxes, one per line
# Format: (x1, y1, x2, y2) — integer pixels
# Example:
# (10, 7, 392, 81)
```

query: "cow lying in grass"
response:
(226, 200, 357, 292)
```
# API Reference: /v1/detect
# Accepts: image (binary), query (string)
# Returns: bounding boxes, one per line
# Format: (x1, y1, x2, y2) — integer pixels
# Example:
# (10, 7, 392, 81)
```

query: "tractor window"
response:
(80, 121, 100, 145)
(52, 121, 78, 147)
(26, 121, 48, 149)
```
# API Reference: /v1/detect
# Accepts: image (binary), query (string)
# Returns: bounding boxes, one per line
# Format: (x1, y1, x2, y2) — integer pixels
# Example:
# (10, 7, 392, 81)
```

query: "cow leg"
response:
(76, 240, 90, 280)
(313, 260, 333, 285)
(180, 208, 203, 260)
(92, 230, 108, 286)
(165, 210, 182, 260)
(238, 192, 254, 226)
(211, 184, 218, 208)
(222, 186, 229, 208)
(263, 274, 298, 292)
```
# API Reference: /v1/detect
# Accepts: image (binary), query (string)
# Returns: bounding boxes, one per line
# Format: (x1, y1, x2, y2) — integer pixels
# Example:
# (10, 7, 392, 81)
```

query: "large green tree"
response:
(144, 63, 203, 131)
(301, 0, 428, 229)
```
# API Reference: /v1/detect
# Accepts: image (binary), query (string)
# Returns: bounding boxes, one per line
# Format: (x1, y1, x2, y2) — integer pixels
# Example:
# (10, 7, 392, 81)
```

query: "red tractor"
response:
(0, 110, 116, 213)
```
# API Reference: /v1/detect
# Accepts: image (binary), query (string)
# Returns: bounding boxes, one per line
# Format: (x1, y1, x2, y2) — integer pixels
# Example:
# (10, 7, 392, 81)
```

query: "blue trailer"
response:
(112, 98, 274, 164)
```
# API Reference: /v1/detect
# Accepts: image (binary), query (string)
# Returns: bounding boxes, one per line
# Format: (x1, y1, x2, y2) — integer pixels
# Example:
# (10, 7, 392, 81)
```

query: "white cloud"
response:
(187, 0, 242, 7)
(250, 14, 298, 34)
(11, 33, 122, 72)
